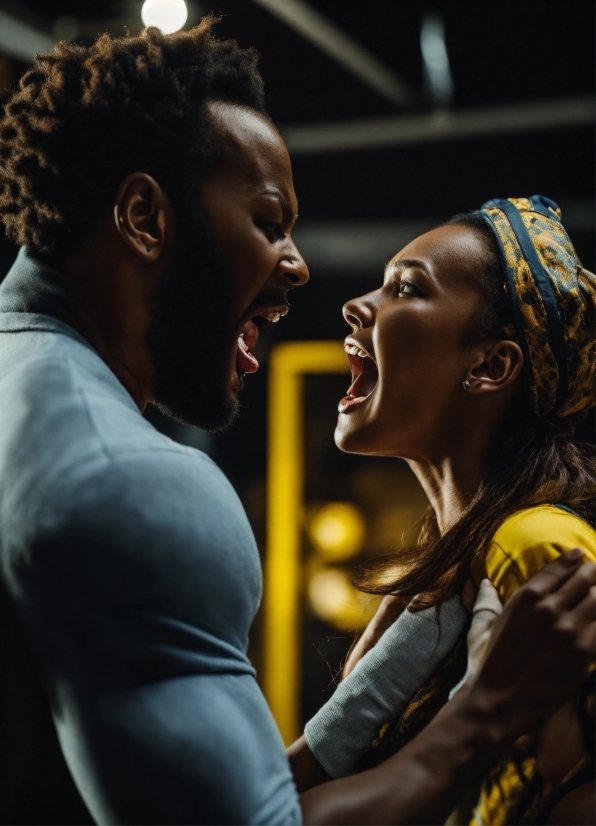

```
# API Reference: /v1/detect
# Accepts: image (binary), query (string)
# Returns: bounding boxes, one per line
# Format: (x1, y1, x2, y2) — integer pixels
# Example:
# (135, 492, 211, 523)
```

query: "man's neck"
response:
(63, 246, 156, 413)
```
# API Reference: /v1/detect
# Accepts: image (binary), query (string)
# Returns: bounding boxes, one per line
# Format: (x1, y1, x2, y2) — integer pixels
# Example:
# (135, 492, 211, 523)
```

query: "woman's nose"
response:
(343, 293, 374, 329)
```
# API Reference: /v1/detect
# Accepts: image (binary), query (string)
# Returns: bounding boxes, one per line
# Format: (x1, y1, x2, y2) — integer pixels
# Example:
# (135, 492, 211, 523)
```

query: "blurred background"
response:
(0, 0, 594, 743)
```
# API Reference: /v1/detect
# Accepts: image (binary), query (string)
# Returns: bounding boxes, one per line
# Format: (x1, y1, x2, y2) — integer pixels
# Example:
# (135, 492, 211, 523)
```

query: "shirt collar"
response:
(0, 246, 81, 326)
(0, 247, 140, 411)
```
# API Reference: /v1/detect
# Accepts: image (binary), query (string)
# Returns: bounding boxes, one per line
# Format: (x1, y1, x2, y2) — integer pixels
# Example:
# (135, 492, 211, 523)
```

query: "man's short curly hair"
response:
(0, 17, 266, 259)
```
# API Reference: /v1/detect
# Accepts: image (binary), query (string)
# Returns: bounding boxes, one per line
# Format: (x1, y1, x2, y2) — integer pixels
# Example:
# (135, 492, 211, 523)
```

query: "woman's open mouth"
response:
(339, 339, 379, 413)
(231, 306, 289, 392)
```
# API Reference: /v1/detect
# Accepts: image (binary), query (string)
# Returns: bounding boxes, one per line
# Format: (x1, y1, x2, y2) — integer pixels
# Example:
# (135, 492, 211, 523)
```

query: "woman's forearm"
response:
(299, 685, 503, 825)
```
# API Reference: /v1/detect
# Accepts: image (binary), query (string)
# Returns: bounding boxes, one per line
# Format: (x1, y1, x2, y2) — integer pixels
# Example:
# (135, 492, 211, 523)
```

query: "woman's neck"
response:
(406, 427, 496, 534)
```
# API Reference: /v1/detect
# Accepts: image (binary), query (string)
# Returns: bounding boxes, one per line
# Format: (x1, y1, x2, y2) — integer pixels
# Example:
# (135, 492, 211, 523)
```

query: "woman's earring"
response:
(462, 380, 471, 391)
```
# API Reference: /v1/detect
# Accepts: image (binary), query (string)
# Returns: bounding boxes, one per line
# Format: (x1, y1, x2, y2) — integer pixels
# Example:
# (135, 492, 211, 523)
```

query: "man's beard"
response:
(146, 210, 239, 432)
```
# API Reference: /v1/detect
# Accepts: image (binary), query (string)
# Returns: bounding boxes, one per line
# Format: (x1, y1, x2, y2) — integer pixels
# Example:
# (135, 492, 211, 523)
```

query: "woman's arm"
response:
(295, 551, 595, 825)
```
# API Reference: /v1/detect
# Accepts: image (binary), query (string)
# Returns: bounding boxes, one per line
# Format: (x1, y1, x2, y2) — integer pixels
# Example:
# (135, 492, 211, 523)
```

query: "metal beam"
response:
(293, 218, 437, 273)
(293, 199, 595, 274)
(0, 9, 53, 63)
(251, 0, 416, 108)
(281, 95, 595, 155)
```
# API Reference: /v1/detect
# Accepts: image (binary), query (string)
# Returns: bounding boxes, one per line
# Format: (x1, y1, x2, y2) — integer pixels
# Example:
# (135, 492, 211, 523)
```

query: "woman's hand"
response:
(451, 578, 504, 696)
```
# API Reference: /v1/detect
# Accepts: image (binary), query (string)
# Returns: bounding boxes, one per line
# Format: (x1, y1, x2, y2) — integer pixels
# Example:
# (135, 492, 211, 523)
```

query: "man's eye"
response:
(258, 222, 285, 241)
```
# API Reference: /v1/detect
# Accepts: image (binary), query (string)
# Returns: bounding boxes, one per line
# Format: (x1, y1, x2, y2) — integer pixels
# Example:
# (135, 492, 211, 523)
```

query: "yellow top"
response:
(485, 504, 596, 602)
(471, 505, 596, 825)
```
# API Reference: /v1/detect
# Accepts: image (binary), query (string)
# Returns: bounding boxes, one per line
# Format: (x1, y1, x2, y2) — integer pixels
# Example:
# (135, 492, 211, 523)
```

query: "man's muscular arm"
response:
(294, 551, 596, 825)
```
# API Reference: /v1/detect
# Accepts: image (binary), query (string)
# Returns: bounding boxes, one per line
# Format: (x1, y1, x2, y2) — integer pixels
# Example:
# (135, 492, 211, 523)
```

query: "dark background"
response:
(0, 0, 594, 723)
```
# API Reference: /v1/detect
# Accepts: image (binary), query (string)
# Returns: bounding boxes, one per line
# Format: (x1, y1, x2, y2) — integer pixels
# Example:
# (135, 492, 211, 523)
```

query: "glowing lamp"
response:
(141, 0, 188, 34)
(308, 501, 365, 562)
(307, 568, 379, 631)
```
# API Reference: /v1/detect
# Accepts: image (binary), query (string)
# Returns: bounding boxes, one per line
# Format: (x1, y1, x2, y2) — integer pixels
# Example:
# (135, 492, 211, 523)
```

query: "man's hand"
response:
(464, 548, 596, 740)
(298, 549, 596, 825)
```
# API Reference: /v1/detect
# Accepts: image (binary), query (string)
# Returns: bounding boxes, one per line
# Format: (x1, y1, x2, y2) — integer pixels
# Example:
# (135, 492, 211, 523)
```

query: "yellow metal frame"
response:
(264, 341, 349, 745)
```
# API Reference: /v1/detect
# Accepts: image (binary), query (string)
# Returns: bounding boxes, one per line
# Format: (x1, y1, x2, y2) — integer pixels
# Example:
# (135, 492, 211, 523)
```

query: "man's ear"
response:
(465, 339, 524, 395)
(113, 173, 170, 263)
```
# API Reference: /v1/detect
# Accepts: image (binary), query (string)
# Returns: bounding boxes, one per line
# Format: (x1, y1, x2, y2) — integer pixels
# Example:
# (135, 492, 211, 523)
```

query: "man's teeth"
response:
(260, 308, 288, 323)
(345, 344, 369, 358)
(238, 335, 249, 352)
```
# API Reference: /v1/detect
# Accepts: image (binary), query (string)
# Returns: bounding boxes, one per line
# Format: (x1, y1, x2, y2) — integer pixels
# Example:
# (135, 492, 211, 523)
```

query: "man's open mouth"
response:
(338, 339, 379, 413)
(233, 305, 289, 390)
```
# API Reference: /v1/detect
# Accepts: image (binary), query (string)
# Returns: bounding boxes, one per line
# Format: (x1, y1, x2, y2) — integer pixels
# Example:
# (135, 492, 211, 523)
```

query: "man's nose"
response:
(280, 239, 309, 287)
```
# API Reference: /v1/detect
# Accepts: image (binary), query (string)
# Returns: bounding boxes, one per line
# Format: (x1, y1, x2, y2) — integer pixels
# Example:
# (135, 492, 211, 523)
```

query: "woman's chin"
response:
(334, 416, 377, 455)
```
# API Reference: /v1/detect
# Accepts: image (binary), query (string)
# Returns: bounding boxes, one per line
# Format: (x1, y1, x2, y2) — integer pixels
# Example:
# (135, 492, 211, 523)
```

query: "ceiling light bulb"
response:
(141, 0, 188, 35)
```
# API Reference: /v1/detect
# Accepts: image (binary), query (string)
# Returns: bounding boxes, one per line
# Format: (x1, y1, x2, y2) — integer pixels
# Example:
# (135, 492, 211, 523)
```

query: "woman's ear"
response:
(465, 339, 524, 395)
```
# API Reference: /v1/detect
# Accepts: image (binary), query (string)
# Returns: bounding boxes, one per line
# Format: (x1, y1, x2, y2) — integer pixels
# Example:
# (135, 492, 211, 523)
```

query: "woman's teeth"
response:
(345, 344, 369, 358)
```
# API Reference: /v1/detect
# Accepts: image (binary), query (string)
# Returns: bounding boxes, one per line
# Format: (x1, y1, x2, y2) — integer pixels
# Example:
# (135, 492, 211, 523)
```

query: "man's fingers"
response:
(577, 621, 596, 666)
(546, 562, 596, 612)
(507, 551, 585, 607)
(566, 584, 596, 629)
(469, 579, 502, 640)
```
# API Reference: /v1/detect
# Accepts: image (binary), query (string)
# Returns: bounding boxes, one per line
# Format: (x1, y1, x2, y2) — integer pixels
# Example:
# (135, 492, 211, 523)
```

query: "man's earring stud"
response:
(462, 380, 471, 390)
(146, 246, 151, 253)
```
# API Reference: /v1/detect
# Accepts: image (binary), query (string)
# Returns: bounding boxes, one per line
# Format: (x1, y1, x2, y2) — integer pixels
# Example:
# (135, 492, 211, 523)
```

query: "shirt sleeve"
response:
(483, 505, 596, 603)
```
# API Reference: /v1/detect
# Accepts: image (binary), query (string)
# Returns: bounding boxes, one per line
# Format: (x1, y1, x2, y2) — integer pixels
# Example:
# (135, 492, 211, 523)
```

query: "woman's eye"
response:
(259, 222, 285, 241)
(398, 279, 419, 296)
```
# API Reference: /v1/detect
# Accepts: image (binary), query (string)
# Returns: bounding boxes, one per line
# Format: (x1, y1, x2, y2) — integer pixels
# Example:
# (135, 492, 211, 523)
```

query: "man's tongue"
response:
(237, 320, 259, 374)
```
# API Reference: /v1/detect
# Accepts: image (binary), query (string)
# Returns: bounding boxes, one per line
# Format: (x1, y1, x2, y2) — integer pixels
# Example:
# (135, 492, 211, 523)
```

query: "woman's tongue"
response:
(236, 320, 259, 375)
(347, 354, 378, 399)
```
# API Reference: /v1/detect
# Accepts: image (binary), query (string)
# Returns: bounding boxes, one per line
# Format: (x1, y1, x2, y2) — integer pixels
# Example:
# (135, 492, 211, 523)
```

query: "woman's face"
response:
(335, 224, 493, 458)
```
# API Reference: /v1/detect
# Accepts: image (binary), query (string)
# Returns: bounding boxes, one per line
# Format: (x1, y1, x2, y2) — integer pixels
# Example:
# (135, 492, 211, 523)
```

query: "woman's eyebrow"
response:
(385, 258, 433, 283)
(392, 258, 432, 275)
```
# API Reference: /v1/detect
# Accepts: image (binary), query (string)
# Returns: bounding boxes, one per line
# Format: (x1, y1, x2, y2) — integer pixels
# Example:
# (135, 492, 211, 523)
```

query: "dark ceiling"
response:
(1, 0, 593, 224)
(6, 0, 595, 118)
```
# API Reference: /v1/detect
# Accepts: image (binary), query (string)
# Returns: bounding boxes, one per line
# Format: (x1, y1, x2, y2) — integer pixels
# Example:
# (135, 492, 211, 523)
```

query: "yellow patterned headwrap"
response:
(477, 195, 596, 419)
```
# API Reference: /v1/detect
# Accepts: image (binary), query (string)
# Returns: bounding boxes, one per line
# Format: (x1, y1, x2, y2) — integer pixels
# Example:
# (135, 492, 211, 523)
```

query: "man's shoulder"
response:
(0, 324, 245, 549)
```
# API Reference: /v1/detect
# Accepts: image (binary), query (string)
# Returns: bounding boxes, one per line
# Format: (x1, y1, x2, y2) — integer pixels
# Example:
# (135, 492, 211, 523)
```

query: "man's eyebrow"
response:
(260, 191, 298, 221)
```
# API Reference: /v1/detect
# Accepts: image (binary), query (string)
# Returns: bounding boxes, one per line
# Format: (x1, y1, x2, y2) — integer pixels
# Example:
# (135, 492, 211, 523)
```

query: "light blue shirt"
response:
(0, 248, 301, 824)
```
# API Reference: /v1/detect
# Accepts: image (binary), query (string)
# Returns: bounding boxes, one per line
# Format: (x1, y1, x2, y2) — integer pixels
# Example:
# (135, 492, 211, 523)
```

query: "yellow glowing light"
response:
(308, 501, 365, 562)
(264, 341, 348, 745)
(308, 567, 379, 632)
(141, 0, 188, 34)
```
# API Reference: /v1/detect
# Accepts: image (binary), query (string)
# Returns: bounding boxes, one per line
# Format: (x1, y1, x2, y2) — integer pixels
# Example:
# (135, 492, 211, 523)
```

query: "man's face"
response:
(148, 102, 308, 431)
(201, 101, 309, 395)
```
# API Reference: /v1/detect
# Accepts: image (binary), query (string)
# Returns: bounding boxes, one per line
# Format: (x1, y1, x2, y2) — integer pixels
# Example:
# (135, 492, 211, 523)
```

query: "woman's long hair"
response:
(357, 214, 596, 609)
